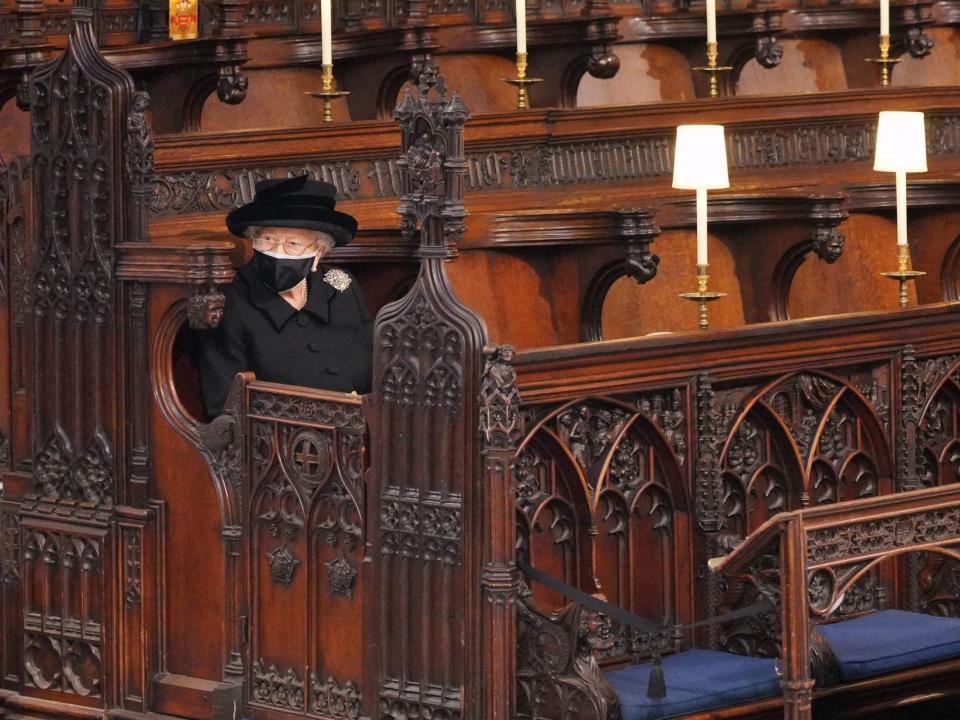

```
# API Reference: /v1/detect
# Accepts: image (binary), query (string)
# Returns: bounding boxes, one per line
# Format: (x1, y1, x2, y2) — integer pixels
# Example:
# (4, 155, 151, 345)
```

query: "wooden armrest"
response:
(708, 511, 795, 575)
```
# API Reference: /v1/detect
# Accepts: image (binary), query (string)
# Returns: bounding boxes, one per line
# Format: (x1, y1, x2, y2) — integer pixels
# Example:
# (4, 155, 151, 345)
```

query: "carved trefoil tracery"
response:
(21, 526, 106, 699)
(514, 391, 686, 668)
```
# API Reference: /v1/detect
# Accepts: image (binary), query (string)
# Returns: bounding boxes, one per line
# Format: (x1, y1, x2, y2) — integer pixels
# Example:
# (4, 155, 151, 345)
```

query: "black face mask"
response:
(253, 250, 313, 293)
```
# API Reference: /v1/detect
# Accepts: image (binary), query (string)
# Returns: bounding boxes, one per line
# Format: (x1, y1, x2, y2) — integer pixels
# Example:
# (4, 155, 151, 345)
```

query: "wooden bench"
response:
(508, 305, 960, 720)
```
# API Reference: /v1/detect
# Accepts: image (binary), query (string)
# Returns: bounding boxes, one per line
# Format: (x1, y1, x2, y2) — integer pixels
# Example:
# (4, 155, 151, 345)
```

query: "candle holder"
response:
(692, 42, 733, 99)
(307, 64, 350, 123)
(881, 244, 925, 308)
(503, 52, 543, 110)
(866, 34, 900, 87)
(679, 264, 726, 330)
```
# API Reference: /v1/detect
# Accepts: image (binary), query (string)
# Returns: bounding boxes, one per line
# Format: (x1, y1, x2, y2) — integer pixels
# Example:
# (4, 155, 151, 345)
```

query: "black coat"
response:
(199, 260, 373, 417)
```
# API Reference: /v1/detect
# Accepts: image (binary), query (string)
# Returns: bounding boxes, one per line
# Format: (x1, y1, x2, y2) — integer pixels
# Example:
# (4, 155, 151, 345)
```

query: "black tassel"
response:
(647, 652, 667, 700)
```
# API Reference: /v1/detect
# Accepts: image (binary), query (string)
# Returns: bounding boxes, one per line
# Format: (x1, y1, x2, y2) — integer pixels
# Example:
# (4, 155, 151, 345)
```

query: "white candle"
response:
(706, 0, 717, 44)
(516, 0, 527, 55)
(880, 0, 889, 36)
(896, 170, 908, 246)
(321, 0, 332, 66)
(696, 187, 709, 265)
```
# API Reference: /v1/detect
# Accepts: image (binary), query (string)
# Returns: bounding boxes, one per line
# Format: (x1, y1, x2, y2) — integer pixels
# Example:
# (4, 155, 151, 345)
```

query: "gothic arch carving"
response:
(514, 392, 690, 654)
(914, 356, 960, 485)
(720, 371, 891, 520)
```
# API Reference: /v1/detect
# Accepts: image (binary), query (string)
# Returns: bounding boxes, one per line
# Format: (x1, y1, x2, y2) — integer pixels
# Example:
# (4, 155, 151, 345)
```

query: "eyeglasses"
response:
(253, 236, 319, 256)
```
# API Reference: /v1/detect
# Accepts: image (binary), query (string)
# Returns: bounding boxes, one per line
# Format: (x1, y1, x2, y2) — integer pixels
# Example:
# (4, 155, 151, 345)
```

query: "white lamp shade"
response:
(672, 124, 730, 190)
(874, 111, 928, 173)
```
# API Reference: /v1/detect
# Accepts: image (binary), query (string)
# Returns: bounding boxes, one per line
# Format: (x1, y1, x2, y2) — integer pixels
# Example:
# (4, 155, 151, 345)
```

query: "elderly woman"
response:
(199, 175, 372, 417)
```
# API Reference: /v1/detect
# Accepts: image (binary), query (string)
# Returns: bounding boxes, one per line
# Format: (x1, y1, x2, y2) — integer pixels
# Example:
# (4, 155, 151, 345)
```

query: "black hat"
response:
(225, 175, 358, 246)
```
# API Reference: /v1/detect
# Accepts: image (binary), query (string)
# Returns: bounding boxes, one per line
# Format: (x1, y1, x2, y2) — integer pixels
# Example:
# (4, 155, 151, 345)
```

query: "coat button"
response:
(326, 360, 339, 375)
(297, 314, 308, 327)
(308, 340, 322, 352)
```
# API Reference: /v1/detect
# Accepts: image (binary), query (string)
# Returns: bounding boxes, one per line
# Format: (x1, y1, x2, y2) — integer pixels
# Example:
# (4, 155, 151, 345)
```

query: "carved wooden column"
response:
(779, 517, 813, 720)
(695, 373, 726, 648)
(898, 345, 923, 613)
(8, 1, 157, 713)
(368, 59, 489, 720)
(478, 346, 521, 720)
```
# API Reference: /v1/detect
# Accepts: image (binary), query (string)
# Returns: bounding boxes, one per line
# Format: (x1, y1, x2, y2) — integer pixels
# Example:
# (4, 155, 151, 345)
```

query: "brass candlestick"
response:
(307, 64, 350, 123)
(504, 52, 542, 110)
(867, 34, 900, 87)
(881, 244, 925, 308)
(679, 264, 726, 330)
(693, 42, 733, 98)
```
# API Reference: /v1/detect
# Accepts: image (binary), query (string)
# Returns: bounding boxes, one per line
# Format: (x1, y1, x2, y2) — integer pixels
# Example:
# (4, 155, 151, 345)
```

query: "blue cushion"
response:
(817, 609, 960, 682)
(604, 649, 781, 720)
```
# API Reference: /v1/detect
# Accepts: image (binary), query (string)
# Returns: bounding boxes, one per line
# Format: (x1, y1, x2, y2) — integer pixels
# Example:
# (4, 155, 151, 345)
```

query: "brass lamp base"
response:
(307, 64, 350, 123)
(679, 265, 726, 330)
(866, 34, 900, 87)
(503, 52, 543, 109)
(693, 42, 733, 98)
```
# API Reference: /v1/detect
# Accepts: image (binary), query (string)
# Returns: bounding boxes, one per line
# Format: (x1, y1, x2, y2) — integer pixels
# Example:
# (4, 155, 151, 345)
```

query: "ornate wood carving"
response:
(578, 209, 660, 342)
(186, 287, 226, 329)
(912, 353, 960, 488)
(15, 4, 158, 709)
(122, 527, 141, 606)
(5, 159, 31, 332)
(27, 0, 136, 504)
(721, 370, 890, 524)
(478, 345, 522, 720)
(124, 91, 153, 245)
(516, 590, 622, 720)
(370, 58, 488, 720)
(252, 660, 305, 711)
(309, 673, 362, 718)
(0, 510, 19, 586)
(696, 373, 724, 533)
(900, 345, 924, 492)
(712, 486, 960, 719)
(20, 520, 107, 701)
(769, 194, 848, 321)
(514, 390, 687, 668)
(245, 386, 366, 715)
(149, 107, 960, 215)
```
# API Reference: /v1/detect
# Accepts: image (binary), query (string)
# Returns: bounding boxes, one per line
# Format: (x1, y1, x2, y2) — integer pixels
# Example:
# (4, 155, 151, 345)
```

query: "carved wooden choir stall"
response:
(6, 0, 960, 719)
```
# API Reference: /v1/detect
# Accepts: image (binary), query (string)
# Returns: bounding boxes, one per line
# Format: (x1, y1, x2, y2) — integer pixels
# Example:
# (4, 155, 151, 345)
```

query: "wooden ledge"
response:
(512, 302, 960, 400)
(660, 190, 847, 228)
(846, 179, 960, 212)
